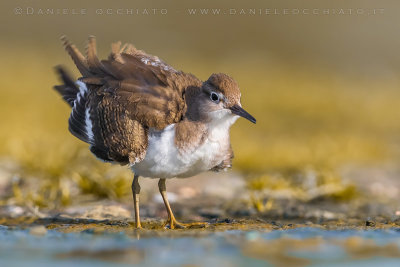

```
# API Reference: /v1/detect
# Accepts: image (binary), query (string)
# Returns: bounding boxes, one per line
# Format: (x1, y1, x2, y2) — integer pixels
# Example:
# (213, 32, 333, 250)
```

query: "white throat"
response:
(207, 109, 239, 141)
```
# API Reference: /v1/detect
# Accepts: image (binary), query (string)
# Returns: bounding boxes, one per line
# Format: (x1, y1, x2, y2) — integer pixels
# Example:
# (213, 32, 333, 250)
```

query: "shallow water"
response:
(1, 226, 400, 267)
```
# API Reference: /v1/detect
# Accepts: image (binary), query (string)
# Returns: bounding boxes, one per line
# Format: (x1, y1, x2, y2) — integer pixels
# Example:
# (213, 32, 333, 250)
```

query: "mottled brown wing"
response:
(58, 36, 202, 164)
(100, 54, 187, 130)
(88, 92, 148, 164)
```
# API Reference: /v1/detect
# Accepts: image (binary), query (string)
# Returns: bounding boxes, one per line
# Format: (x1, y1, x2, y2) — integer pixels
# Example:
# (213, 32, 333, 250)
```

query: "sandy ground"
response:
(1, 166, 400, 232)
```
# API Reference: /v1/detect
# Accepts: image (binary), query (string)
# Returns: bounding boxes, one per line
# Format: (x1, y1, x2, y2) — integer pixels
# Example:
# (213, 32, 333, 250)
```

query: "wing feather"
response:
(58, 36, 202, 164)
(86, 35, 104, 74)
(60, 35, 91, 76)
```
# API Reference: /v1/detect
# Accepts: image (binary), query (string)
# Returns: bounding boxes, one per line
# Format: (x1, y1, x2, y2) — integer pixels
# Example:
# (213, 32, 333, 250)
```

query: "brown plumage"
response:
(56, 36, 202, 164)
(54, 36, 256, 229)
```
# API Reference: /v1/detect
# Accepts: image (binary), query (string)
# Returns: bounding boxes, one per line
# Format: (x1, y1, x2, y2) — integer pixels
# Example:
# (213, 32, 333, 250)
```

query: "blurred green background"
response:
(1, 0, 400, 208)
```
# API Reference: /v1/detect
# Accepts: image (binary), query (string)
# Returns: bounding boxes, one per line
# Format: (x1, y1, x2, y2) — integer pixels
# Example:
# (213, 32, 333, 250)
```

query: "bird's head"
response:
(199, 73, 256, 124)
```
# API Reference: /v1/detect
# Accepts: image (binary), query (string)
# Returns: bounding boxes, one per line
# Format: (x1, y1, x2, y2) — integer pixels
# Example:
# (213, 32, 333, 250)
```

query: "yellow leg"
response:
(132, 174, 142, 229)
(158, 178, 186, 229)
(158, 178, 208, 229)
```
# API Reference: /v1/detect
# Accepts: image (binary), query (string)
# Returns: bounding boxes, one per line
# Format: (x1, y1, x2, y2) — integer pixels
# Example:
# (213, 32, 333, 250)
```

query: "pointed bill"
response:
(229, 104, 256, 124)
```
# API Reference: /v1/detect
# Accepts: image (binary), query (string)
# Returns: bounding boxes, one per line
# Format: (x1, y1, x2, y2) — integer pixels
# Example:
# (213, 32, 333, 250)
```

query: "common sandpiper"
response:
(54, 36, 256, 229)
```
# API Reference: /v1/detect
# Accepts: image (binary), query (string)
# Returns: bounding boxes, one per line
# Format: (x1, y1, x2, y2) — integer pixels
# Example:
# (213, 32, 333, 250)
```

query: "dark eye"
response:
(210, 92, 220, 102)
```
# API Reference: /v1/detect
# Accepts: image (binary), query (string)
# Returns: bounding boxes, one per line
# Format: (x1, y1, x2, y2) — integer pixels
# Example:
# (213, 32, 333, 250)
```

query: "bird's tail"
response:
(53, 35, 100, 107)
(53, 36, 105, 145)
(53, 66, 79, 107)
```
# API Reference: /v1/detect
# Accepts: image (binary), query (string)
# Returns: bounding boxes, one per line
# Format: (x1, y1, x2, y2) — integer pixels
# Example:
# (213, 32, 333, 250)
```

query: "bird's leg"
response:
(158, 178, 188, 229)
(132, 174, 142, 229)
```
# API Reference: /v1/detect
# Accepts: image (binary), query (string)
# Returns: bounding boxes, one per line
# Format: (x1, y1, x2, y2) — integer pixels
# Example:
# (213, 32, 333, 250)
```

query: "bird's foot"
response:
(162, 217, 208, 229)
(134, 221, 142, 229)
(162, 217, 185, 229)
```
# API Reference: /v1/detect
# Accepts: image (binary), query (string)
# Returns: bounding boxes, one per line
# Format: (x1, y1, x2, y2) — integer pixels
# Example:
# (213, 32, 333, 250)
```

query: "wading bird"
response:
(54, 36, 256, 229)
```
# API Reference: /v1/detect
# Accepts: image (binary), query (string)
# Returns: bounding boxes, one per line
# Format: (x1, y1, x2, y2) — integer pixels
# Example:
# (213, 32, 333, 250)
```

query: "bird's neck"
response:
(174, 110, 237, 153)
(207, 111, 239, 140)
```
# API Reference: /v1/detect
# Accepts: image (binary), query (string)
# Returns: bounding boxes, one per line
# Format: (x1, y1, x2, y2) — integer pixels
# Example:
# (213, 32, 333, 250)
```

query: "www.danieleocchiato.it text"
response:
(14, 7, 384, 16)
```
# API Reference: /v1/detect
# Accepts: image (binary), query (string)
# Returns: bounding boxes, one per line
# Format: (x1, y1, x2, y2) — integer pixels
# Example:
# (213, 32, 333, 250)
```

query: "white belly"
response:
(131, 123, 230, 179)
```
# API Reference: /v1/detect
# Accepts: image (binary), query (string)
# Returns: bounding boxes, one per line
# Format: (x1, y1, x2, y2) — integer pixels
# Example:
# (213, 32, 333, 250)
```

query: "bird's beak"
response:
(229, 104, 256, 124)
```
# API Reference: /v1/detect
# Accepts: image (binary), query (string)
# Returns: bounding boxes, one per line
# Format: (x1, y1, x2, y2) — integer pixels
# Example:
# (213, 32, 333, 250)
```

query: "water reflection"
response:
(1, 227, 400, 266)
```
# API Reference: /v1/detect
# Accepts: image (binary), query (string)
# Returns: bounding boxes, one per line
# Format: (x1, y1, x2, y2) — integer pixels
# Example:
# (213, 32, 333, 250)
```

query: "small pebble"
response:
(223, 218, 233, 223)
(29, 225, 47, 236)
(365, 220, 376, 227)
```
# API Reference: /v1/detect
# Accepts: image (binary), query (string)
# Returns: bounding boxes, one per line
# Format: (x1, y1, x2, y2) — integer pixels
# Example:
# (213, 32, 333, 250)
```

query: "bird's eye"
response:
(210, 92, 220, 102)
